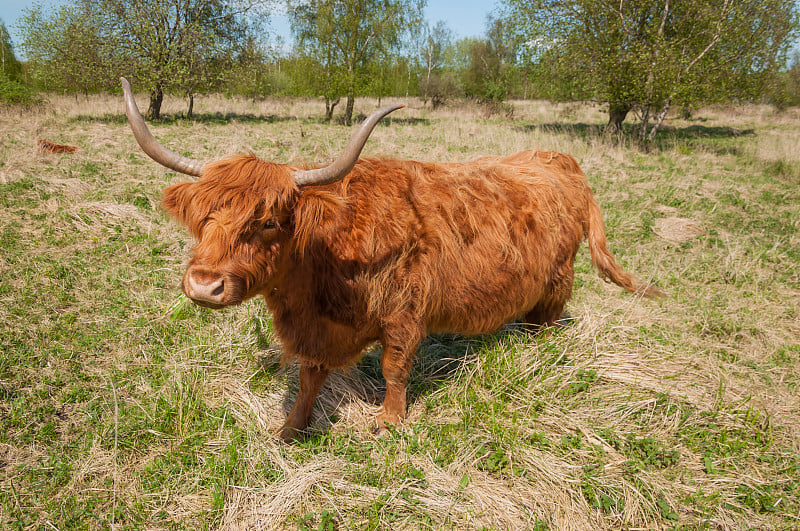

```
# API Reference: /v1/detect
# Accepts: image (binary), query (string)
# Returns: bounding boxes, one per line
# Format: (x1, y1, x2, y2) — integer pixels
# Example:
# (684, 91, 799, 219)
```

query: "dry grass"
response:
(1, 93, 799, 530)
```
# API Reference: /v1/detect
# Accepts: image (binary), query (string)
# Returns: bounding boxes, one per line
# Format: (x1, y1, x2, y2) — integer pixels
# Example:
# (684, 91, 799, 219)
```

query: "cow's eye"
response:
(262, 219, 277, 231)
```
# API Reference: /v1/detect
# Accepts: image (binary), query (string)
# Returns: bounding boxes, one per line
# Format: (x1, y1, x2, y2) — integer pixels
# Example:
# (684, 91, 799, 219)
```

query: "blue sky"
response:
(274, 1, 500, 43)
(1, 0, 500, 55)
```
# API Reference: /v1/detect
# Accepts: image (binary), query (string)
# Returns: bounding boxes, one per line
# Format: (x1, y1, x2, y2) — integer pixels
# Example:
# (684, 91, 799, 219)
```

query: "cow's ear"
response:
(162, 182, 193, 222)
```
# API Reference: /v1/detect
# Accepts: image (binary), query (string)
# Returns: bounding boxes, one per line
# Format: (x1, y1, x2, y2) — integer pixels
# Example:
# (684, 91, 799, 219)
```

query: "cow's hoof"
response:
(279, 425, 303, 442)
(371, 421, 394, 437)
(372, 413, 401, 437)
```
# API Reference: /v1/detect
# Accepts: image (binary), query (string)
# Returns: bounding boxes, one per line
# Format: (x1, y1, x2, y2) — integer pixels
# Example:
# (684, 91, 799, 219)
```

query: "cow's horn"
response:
(120, 77, 205, 176)
(293, 104, 405, 187)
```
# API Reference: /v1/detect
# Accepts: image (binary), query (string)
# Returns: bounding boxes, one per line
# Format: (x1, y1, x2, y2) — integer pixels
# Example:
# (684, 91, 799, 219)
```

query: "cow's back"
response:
(306, 151, 593, 336)
(418, 151, 591, 334)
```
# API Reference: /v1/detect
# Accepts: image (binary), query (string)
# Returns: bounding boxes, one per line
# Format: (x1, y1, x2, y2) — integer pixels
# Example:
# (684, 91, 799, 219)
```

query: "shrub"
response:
(0, 71, 41, 106)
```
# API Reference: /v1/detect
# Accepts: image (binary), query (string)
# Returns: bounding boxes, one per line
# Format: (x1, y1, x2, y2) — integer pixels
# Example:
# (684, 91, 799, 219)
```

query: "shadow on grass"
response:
(70, 112, 300, 125)
(350, 113, 430, 127)
(70, 112, 430, 127)
(516, 121, 755, 152)
(257, 318, 572, 439)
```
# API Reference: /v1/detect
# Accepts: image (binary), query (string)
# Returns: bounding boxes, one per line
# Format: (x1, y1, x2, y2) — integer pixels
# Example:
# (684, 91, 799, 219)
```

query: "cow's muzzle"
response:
(183, 266, 228, 308)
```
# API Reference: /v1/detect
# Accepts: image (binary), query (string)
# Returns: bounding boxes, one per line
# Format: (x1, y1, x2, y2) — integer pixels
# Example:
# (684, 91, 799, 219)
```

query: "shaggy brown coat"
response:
(163, 149, 661, 439)
(37, 139, 78, 153)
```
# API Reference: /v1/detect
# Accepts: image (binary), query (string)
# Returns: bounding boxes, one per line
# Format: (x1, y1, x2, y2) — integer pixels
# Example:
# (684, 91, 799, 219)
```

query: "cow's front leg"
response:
(281, 362, 329, 441)
(376, 323, 424, 434)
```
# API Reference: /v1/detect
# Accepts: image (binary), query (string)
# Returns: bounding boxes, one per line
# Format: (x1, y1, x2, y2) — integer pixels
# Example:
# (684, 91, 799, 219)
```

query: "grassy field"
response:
(1, 92, 798, 530)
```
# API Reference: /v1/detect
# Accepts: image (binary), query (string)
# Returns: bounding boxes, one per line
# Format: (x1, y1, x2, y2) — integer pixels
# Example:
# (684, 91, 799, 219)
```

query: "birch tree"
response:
(418, 20, 453, 106)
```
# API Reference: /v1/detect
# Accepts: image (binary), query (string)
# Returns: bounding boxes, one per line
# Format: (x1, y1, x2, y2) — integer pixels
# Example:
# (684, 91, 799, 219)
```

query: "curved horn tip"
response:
(292, 102, 404, 187)
(120, 76, 205, 177)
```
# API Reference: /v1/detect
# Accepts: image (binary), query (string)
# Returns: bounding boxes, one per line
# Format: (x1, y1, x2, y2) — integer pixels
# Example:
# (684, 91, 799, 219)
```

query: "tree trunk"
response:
(147, 83, 164, 120)
(605, 102, 631, 134)
(647, 99, 671, 142)
(187, 92, 194, 119)
(638, 107, 651, 141)
(344, 93, 355, 126)
(324, 97, 340, 122)
(423, 63, 432, 106)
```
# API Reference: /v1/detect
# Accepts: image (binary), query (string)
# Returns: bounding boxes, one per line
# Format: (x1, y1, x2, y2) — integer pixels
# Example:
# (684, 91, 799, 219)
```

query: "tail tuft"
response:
(586, 196, 664, 298)
(634, 283, 666, 299)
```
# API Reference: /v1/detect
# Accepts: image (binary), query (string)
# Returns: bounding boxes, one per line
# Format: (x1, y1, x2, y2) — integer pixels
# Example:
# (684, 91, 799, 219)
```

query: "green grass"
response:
(1, 96, 799, 529)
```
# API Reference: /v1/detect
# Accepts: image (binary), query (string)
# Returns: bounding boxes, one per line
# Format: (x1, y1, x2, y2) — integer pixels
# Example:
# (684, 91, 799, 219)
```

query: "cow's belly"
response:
(425, 263, 547, 335)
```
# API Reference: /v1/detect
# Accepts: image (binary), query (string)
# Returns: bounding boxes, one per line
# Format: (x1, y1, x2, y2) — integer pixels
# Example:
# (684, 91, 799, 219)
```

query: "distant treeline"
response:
(2, 0, 800, 141)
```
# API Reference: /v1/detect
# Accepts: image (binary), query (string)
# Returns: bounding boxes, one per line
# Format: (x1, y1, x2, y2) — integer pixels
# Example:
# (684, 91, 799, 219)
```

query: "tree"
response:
(288, 0, 424, 125)
(98, 0, 258, 119)
(461, 16, 519, 104)
(504, 0, 800, 140)
(1, 21, 24, 82)
(19, 0, 260, 118)
(418, 20, 453, 106)
(226, 36, 285, 101)
(287, 1, 348, 122)
(0, 19, 38, 106)
(18, 4, 109, 95)
(770, 50, 800, 109)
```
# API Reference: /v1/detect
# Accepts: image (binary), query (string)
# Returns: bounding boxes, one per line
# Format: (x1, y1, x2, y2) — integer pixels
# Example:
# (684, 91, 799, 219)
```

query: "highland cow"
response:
(121, 78, 661, 440)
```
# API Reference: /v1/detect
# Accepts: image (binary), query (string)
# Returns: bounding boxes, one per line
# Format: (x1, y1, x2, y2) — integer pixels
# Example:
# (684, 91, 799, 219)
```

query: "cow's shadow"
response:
(256, 317, 573, 438)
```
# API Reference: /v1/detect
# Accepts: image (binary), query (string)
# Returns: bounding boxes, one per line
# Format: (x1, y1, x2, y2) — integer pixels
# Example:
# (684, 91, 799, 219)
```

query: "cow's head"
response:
(121, 78, 402, 308)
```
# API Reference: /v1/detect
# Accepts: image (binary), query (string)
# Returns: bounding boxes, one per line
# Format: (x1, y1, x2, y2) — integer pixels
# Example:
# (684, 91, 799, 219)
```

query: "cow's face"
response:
(162, 156, 296, 308)
(120, 78, 401, 308)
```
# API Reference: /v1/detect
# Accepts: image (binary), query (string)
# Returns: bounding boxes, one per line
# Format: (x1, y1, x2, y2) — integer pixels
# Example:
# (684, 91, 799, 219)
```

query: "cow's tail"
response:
(585, 196, 664, 298)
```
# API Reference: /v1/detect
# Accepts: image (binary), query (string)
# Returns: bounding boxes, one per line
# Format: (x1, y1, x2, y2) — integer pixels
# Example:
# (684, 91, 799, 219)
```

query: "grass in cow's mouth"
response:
(1, 95, 799, 529)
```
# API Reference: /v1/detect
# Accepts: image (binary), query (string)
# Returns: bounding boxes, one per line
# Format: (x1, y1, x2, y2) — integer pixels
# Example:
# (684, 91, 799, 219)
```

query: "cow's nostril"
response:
(211, 281, 224, 297)
(184, 267, 228, 305)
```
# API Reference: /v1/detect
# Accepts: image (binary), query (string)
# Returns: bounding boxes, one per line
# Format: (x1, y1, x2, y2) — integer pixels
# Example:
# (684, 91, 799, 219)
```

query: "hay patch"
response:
(653, 216, 703, 243)
(70, 201, 154, 232)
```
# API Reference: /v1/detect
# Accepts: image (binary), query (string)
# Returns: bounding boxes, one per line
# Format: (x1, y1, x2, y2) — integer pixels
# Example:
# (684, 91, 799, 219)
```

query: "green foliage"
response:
(460, 17, 520, 104)
(18, 0, 261, 117)
(17, 5, 110, 94)
(288, 0, 424, 124)
(1, 21, 23, 82)
(418, 20, 455, 106)
(224, 38, 291, 99)
(419, 71, 462, 109)
(0, 71, 39, 106)
(769, 51, 800, 109)
(503, 0, 800, 139)
(0, 19, 38, 106)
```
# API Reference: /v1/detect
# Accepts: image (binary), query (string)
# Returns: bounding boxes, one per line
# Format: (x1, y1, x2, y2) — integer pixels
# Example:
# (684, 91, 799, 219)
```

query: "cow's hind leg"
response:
(376, 319, 425, 434)
(281, 362, 329, 441)
(524, 299, 566, 328)
(525, 270, 574, 328)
